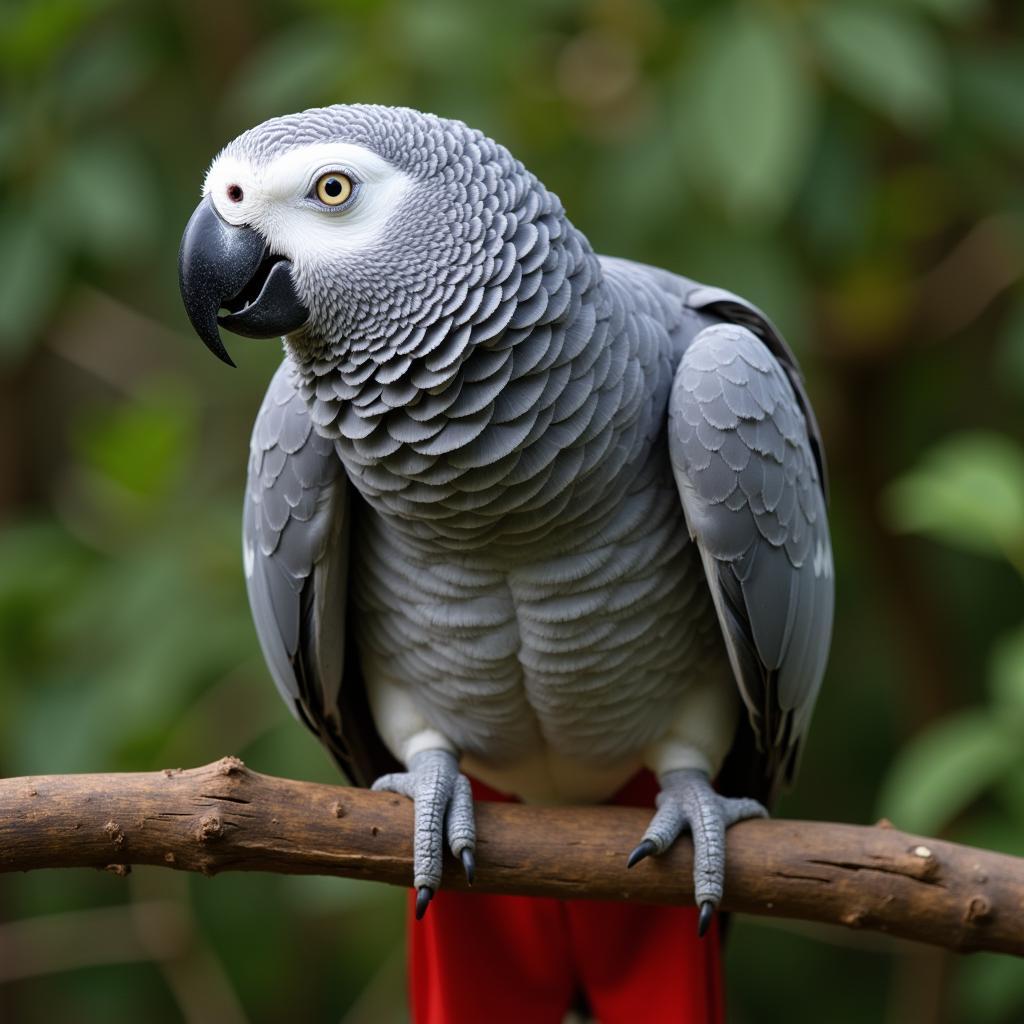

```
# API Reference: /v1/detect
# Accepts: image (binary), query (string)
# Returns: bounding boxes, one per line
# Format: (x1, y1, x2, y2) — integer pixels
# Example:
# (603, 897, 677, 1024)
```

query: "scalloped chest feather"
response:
(293, 252, 729, 796)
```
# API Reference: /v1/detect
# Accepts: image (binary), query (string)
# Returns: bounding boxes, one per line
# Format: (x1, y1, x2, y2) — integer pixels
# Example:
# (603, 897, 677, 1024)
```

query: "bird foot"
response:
(371, 749, 476, 918)
(626, 768, 766, 936)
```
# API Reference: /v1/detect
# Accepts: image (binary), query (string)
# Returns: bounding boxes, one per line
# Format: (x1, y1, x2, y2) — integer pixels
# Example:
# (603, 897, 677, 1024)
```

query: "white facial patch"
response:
(203, 142, 414, 269)
(203, 153, 258, 226)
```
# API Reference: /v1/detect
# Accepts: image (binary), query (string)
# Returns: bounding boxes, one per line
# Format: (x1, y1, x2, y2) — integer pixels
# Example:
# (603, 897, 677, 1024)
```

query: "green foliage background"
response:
(1, 0, 1023, 1020)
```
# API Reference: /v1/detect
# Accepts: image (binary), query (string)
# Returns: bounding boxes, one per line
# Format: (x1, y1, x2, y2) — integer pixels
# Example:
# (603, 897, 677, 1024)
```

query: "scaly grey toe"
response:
(632, 768, 767, 926)
(371, 748, 478, 901)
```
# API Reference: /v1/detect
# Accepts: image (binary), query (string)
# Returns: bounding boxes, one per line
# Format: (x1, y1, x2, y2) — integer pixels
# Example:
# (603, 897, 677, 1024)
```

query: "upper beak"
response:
(177, 196, 309, 366)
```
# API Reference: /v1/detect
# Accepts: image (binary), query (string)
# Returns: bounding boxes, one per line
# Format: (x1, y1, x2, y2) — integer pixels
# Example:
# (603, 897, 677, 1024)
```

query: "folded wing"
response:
(244, 359, 397, 785)
(668, 310, 833, 801)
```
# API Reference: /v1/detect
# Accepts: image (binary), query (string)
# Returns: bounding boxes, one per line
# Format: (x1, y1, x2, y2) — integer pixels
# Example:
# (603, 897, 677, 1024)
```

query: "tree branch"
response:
(2, 758, 1020, 957)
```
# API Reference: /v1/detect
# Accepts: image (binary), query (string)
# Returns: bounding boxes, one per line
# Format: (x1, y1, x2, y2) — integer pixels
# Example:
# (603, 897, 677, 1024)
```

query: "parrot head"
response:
(179, 104, 540, 367)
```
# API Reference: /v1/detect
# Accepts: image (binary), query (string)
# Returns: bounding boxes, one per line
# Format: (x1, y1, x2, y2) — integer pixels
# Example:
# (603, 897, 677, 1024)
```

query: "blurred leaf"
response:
(0, 101, 21, 169)
(989, 626, 1024, 716)
(0, 0, 113, 73)
(0, 522, 91, 676)
(876, 163, 951, 242)
(393, 0, 497, 75)
(0, 207, 63, 358)
(58, 24, 155, 122)
(996, 764, 1024, 833)
(884, 433, 1024, 567)
(588, 128, 689, 249)
(0, 522, 86, 606)
(678, 6, 815, 223)
(281, 874, 398, 915)
(813, 2, 947, 131)
(50, 137, 160, 262)
(74, 382, 197, 499)
(826, 260, 911, 344)
(954, 952, 1024, 1024)
(902, 0, 985, 21)
(877, 710, 1020, 834)
(952, 46, 1024, 153)
(222, 21, 351, 125)
(997, 291, 1024, 396)
(796, 116, 872, 263)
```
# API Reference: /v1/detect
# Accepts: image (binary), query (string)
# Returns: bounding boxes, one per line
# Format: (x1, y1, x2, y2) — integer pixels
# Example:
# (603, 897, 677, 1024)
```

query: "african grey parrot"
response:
(178, 104, 832, 1018)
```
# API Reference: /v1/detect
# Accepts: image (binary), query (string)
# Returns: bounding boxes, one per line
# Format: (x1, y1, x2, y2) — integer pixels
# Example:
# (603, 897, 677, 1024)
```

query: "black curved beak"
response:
(178, 196, 309, 367)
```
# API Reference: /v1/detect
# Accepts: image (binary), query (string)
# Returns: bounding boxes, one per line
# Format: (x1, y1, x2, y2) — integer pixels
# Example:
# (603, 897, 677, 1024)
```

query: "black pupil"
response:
(324, 177, 343, 198)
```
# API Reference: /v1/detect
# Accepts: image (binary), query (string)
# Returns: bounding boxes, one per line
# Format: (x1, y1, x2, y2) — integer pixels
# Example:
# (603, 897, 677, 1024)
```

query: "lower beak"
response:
(177, 196, 309, 366)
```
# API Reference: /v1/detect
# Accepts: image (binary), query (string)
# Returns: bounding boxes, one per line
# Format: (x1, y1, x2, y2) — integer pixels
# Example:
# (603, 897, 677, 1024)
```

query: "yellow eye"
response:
(315, 172, 353, 206)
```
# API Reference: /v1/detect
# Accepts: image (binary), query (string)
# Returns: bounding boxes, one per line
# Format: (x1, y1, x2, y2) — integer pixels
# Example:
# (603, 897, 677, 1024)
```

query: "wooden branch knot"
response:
(964, 895, 992, 924)
(193, 814, 223, 843)
(216, 756, 246, 777)
(104, 821, 125, 849)
(906, 843, 941, 881)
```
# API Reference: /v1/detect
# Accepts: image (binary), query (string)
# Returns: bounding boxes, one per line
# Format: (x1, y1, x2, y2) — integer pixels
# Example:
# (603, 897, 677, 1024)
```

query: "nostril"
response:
(227, 184, 243, 203)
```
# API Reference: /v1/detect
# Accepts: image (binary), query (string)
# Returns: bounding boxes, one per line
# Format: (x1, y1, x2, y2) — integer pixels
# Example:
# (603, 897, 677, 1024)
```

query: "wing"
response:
(667, 306, 833, 803)
(244, 359, 398, 786)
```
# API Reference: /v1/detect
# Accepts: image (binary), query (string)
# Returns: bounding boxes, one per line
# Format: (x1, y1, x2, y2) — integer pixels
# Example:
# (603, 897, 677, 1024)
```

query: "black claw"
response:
(461, 848, 475, 885)
(415, 886, 434, 921)
(698, 901, 715, 938)
(627, 839, 657, 869)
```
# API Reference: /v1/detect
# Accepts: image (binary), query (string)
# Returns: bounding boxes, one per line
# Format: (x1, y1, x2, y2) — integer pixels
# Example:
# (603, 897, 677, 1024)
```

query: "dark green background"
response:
(2, 0, 1023, 1020)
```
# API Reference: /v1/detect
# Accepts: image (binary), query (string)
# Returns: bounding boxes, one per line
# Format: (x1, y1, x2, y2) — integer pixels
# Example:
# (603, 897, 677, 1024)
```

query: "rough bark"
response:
(1, 758, 1020, 957)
